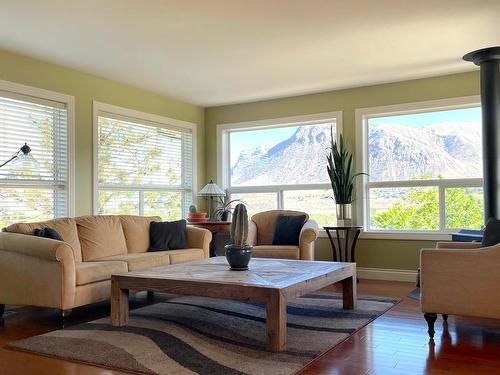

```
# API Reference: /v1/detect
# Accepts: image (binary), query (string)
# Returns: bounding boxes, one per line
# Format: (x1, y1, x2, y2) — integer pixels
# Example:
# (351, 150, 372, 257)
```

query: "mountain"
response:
(231, 124, 332, 186)
(368, 122, 482, 181)
(230, 122, 482, 186)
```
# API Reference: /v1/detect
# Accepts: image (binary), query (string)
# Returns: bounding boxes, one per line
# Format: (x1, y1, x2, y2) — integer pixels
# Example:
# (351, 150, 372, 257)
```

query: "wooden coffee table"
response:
(110, 257, 356, 352)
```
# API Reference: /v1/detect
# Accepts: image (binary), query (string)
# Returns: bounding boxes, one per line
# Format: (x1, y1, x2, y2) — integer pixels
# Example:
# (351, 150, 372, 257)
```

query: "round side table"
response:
(323, 226, 363, 263)
(188, 221, 231, 257)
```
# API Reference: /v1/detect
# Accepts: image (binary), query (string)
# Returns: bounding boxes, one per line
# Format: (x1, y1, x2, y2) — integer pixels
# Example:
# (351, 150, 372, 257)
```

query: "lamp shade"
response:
(10, 149, 40, 170)
(198, 180, 225, 197)
(0, 143, 40, 172)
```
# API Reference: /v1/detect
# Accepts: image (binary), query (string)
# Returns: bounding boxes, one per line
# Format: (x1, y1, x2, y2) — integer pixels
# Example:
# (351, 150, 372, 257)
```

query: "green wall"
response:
(0, 47, 481, 271)
(0, 48, 205, 216)
(205, 71, 480, 270)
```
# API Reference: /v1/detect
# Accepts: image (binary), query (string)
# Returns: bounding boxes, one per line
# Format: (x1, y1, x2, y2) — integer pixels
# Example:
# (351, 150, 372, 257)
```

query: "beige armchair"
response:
(420, 241, 500, 338)
(247, 210, 319, 260)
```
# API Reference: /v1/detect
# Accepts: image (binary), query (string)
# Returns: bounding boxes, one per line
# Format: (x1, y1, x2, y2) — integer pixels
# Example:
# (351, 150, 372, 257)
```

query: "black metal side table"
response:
(323, 226, 363, 263)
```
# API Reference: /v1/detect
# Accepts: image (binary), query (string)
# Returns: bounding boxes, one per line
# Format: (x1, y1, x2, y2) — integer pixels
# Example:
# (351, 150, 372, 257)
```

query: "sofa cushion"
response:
(481, 217, 500, 247)
(34, 227, 64, 241)
(76, 216, 127, 261)
(251, 210, 309, 245)
(120, 215, 161, 253)
(149, 220, 188, 251)
(4, 217, 82, 262)
(252, 245, 300, 259)
(94, 252, 171, 271)
(167, 248, 205, 264)
(75, 261, 128, 286)
(272, 214, 306, 246)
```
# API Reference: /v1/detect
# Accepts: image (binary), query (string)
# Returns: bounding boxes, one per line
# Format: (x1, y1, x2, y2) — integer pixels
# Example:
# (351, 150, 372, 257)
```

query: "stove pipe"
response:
(464, 47, 500, 221)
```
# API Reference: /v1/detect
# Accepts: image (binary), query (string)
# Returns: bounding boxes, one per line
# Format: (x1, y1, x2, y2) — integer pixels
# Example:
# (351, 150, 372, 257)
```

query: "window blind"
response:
(0, 91, 69, 227)
(97, 114, 194, 219)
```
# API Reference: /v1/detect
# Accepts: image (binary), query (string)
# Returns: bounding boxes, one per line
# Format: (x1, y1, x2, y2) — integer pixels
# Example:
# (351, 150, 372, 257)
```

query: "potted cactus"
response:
(225, 203, 253, 270)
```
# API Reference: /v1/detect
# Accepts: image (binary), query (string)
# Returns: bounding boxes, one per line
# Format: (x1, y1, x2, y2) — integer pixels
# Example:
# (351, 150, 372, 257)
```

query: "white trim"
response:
(92, 101, 198, 216)
(357, 267, 418, 282)
(359, 231, 451, 241)
(355, 95, 482, 234)
(229, 183, 331, 193)
(0, 79, 75, 216)
(216, 111, 343, 188)
(356, 96, 480, 119)
(317, 229, 451, 241)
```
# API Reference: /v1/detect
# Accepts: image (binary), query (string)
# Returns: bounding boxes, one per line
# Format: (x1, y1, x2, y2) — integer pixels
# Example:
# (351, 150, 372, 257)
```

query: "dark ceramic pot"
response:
(225, 244, 253, 271)
(220, 211, 229, 221)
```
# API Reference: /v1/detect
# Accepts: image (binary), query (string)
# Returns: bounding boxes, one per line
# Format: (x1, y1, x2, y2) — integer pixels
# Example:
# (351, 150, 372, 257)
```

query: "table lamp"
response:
(198, 180, 225, 220)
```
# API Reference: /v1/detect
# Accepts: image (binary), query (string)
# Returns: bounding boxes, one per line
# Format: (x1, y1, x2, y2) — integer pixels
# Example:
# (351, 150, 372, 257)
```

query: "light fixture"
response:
(198, 180, 225, 220)
(0, 143, 40, 170)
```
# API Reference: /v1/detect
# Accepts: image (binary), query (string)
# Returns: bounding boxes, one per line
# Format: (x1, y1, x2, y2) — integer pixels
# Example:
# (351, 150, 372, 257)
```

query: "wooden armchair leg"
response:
(61, 309, 72, 319)
(424, 313, 438, 338)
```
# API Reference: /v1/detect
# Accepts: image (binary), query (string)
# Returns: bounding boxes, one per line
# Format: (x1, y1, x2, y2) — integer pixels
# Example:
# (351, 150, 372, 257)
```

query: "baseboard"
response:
(357, 267, 417, 282)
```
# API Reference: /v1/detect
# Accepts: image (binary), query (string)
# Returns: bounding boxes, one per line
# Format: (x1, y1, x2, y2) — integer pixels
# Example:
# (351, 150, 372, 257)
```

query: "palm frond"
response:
(326, 129, 363, 204)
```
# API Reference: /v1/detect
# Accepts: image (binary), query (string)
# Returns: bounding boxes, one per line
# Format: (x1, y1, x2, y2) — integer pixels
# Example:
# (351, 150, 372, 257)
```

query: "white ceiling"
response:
(0, 0, 499, 107)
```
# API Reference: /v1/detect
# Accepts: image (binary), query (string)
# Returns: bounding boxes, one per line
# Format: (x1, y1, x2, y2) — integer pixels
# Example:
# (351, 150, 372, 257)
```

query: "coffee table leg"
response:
(111, 279, 129, 326)
(342, 275, 357, 309)
(266, 291, 287, 351)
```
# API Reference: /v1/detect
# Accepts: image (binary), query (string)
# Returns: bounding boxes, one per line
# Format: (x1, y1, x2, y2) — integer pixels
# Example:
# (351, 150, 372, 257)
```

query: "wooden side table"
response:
(323, 226, 363, 263)
(188, 221, 231, 257)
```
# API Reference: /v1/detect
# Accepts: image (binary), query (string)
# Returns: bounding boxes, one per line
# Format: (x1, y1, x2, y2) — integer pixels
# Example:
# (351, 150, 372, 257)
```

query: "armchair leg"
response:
(61, 309, 72, 319)
(0, 304, 4, 327)
(424, 313, 438, 338)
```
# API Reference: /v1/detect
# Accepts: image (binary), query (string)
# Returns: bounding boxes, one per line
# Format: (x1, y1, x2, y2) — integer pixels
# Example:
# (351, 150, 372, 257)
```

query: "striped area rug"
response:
(8, 292, 398, 375)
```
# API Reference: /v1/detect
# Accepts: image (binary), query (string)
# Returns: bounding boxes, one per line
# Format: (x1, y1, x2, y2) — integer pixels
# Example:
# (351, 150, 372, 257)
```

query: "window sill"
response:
(317, 229, 451, 241)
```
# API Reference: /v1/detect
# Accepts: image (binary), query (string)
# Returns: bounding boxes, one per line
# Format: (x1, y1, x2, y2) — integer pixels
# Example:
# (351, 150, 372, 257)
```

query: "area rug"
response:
(8, 292, 399, 375)
(408, 287, 420, 301)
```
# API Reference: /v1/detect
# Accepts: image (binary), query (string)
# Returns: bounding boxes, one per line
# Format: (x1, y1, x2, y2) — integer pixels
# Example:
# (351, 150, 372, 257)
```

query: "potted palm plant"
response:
(215, 190, 242, 221)
(225, 203, 252, 270)
(327, 129, 364, 226)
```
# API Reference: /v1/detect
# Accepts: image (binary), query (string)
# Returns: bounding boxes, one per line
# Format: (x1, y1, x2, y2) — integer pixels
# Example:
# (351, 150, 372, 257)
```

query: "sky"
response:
(230, 126, 298, 166)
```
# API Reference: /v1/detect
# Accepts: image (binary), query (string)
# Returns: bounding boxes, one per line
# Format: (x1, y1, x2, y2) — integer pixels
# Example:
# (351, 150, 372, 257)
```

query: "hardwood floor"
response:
(1, 280, 500, 374)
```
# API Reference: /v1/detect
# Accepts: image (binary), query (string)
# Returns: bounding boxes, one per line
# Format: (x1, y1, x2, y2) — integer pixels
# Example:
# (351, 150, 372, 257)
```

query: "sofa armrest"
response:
(186, 226, 212, 258)
(299, 220, 319, 260)
(0, 232, 76, 309)
(420, 244, 500, 319)
(0, 231, 75, 262)
(247, 220, 257, 246)
(436, 241, 481, 249)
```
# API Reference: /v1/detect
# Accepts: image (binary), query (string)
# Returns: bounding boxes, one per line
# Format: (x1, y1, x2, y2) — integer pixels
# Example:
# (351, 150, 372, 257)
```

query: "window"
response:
(94, 102, 196, 220)
(218, 112, 342, 226)
(357, 97, 483, 234)
(0, 81, 73, 228)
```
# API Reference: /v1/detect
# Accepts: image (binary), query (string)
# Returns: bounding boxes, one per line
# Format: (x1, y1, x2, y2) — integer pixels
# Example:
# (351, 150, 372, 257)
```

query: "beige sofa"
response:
(0, 215, 211, 320)
(420, 241, 500, 338)
(247, 210, 319, 260)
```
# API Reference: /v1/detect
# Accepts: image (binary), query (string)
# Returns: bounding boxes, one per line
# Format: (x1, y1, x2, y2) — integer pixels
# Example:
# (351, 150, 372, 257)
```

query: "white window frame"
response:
(355, 96, 482, 240)
(217, 111, 342, 222)
(0, 79, 75, 217)
(92, 101, 197, 217)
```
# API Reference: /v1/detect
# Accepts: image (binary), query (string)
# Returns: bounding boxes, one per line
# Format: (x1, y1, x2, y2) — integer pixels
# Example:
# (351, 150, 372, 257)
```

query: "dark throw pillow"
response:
(149, 220, 188, 251)
(272, 215, 307, 246)
(34, 227, 64, 241)
(481, 217, 500, 247)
